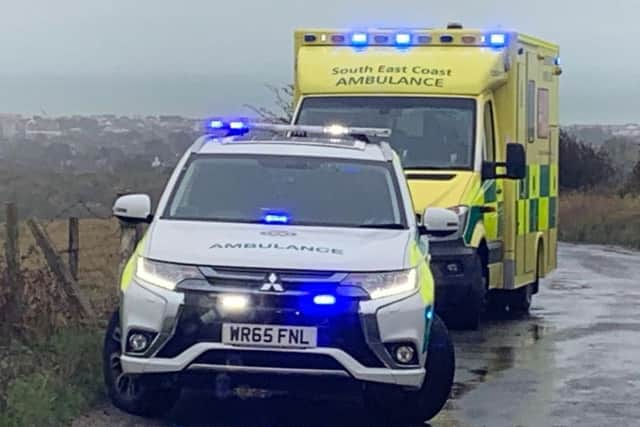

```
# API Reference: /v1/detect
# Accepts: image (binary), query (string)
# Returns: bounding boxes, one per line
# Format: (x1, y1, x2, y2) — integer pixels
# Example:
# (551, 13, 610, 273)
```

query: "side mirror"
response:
(421, 207, 460, 235)
(481, 143, 526, 181)
(113, 194, 152, 223)
(505, 143, 526, 179)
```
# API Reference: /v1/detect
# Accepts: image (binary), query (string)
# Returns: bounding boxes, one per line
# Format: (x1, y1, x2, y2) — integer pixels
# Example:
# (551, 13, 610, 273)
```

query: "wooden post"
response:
(68, 217, 79, 280)
(3, 202, 22, 337)
(27, 219, 94, 319)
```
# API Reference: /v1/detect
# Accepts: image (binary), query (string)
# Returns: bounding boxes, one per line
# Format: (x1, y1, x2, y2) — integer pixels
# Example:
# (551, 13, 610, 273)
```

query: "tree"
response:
(244, 84, 295, 123)
(601, 136, 640, 177)
(625, 158, 640, 194)
(559, 130, 616, 191)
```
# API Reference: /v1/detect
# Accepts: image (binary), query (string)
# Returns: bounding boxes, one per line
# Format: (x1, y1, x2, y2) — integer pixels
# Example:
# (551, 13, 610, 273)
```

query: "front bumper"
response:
(119, 278, 428, 388)
(429, 240, 482, 312)
(121, 343, 424, 387)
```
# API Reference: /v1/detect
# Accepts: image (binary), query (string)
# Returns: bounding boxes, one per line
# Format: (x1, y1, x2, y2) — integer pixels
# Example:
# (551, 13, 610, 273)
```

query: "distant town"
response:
(0, 113, 202, 172)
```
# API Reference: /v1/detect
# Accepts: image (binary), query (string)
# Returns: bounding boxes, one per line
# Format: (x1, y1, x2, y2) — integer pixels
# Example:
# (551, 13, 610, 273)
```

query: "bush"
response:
(0, 328, 103, 427)
(559, 193, 640, 249)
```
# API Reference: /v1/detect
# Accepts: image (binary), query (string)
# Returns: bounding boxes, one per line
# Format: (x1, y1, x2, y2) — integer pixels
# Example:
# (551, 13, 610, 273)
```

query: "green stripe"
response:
(463, 206, 483, 245)
(540, 165, 550, 197)
(529, 199, 539, 233)
(484, 180, 497, 203)
(549, 196, 557, 228)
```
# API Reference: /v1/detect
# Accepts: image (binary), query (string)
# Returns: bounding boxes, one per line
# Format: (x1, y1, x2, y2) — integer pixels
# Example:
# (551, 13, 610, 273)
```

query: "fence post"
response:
(27, 219, 94, 319)
(3, 202, 22, 337)
(68, 217, 79, 280)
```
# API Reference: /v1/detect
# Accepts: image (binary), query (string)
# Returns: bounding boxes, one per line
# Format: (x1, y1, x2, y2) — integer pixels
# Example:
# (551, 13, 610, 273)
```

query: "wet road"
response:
(74, 243, 640, 427)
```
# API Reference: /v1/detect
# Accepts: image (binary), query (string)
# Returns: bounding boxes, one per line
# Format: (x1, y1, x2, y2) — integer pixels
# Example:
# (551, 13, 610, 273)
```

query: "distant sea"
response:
(0, 73, 638, 125)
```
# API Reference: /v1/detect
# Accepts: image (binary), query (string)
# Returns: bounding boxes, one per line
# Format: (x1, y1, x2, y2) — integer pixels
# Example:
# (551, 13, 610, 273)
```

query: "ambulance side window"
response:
(483, 101, 496, 162)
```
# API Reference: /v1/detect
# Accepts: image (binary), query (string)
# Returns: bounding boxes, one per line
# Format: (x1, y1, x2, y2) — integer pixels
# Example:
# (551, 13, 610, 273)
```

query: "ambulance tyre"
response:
(103, 310, 181, 417)
(450, 254, 485, 330)
(508, 245, 541, 312)
(364, 315, 455, 424)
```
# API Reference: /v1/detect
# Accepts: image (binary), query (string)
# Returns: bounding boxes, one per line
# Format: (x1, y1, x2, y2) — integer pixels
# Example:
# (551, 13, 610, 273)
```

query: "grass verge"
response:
(559, 192, 640, 249)
(0, 327, 104, 427)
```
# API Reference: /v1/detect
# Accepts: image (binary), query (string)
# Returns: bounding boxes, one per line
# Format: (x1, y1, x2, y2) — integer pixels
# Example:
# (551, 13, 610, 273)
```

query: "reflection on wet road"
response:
(74, 243, 640, 427)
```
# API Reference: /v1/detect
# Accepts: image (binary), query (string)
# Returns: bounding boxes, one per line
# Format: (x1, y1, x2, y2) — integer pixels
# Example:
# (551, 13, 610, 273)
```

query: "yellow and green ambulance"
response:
(292, 24, 561, 328)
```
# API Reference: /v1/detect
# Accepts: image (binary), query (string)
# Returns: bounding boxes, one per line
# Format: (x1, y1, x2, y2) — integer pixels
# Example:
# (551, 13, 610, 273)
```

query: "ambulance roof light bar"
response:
(252, 123, 392, 139)
(301, 28, 511, 48)
(203, 120, 392, 141)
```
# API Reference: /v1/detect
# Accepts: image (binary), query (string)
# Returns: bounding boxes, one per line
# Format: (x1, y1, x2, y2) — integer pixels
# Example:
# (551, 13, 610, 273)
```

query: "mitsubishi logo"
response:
(260, 272, 284, 292)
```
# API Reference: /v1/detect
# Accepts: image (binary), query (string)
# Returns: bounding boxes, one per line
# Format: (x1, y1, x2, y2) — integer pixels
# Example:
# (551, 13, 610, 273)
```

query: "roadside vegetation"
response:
(0, 220, 118, 425)
(0, 328, 103, 427)
(559, 130, 640, 248)
(559, 193, 640, 249)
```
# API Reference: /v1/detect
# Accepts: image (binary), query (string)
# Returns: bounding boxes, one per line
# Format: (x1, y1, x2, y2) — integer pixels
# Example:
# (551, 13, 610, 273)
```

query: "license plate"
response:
(222, 323, 317, 348)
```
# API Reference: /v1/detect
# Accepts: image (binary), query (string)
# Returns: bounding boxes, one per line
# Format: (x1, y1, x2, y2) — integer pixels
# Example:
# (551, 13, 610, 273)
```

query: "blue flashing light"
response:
(488, 33, 507, 47)
(395, 33, 412, 46)
(426, 309, 433, 320)
(229, 121, 247, 130)
(313, 294, 336, 305)
(204, 118, 251, 136)
(351, 32, 368, 46)
(209, 120, 225, 129)
(263, 213, 290, 224)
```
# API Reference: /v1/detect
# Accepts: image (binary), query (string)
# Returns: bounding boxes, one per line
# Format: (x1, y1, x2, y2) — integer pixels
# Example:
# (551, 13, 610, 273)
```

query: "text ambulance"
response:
(292, 24, 562, 328)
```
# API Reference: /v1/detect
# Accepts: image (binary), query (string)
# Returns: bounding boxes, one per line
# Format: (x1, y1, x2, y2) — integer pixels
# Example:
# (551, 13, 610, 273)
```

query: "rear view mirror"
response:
(481, 143, 526, 181)
(505, 143, 526, 179)
(113, 194, 152, 223)
(422, 207, 460, 235)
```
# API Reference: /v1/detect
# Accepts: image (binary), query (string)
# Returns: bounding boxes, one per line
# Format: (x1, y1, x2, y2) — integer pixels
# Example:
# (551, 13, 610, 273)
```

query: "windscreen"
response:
(296, 97, 476, 170)
(166, 155, 406, 228)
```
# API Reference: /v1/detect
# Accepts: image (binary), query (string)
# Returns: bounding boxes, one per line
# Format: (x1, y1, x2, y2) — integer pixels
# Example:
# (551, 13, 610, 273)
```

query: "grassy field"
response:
(0, 218, 120, 425)
(559, 192, 640, 249)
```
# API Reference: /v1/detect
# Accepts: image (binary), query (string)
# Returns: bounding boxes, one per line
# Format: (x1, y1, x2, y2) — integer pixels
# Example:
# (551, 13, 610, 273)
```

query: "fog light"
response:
(394, 345, 416, 364)
(128, 333, 149, 352)
(220, 294, 249, 311)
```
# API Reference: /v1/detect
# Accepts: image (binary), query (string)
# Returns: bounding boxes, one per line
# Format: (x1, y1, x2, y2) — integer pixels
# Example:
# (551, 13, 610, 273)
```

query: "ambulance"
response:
(292, 24, 561, 328)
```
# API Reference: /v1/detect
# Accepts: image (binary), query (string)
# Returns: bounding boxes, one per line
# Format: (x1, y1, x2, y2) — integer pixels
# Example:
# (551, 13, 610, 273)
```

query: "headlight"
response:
(342, 268, 418, 300)
(135, 257, 204, 290)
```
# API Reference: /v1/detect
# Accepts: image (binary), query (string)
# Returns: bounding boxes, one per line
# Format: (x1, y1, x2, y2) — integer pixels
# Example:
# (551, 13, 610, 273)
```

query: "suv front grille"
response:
(156, 292, 384, 368)
(191, 350, 344, 371)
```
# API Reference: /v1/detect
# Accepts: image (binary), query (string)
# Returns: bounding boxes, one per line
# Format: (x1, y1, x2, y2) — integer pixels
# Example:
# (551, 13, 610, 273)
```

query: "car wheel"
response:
(365, 314, 455, 424)
(103, 310, 181, 417)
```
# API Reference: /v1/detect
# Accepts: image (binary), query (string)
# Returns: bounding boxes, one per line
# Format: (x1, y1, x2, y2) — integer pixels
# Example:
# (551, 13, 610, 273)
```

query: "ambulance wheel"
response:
(508, 245, 541, 312)
(364, 315, 455, 424)
(450, 254, 485, 330)
(509, 283, 533, 312)
(103, 310, 181, 417)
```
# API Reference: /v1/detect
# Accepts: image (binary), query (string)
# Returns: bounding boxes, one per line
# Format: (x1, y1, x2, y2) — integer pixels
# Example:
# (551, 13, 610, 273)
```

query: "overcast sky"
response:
(0, 0, 638, 123)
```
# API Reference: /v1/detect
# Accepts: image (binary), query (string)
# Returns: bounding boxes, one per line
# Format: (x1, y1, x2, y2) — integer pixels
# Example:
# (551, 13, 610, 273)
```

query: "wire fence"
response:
(0, 201, 138, 340)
